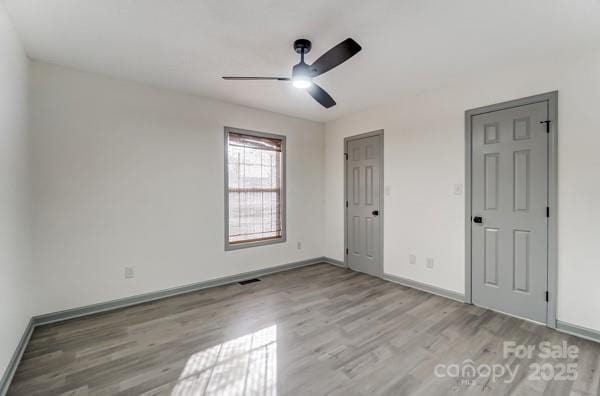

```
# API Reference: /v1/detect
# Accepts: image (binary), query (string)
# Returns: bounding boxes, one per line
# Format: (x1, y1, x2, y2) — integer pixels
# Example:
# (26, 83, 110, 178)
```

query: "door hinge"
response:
(344, 153, 348, 160)
(346, 248, 349, 255)
(545, 291, 549, 302)
(546, 206, 550, 218)
(540, 120, 551, 133)
(346, 201, 348, 208)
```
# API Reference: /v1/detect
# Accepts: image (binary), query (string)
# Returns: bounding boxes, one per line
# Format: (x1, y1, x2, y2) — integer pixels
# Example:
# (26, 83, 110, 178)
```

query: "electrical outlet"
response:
(426, 258, 434, 269)
(409, 254, 417, 265)
(124, 267, 135, 279)
(297, 241, 302, 250)
(454, 184, 463, 195)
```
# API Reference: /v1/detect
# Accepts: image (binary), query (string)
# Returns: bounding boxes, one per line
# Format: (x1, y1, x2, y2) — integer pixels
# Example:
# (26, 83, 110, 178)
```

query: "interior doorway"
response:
(465, 92, 558, 327)
(344, 130, 384, 277)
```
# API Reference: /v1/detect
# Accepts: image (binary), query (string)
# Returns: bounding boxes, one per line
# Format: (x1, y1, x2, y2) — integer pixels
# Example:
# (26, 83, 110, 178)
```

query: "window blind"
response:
(227, 132, 283, 244)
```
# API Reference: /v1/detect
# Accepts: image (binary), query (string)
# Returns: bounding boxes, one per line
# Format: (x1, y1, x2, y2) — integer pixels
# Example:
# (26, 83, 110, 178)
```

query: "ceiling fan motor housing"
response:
(292, 62, 312, 79)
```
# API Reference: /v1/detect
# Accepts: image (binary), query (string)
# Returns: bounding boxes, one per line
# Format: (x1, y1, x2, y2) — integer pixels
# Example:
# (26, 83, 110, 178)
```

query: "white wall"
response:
(324, 48, 600, 332)
(29, 62, 325, 315)
(0, 2, 33, 378)
(18, 33, 600, 342)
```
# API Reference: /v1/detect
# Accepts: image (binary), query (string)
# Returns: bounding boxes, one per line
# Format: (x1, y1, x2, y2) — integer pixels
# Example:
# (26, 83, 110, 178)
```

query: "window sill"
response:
(225, 237, 287, 251)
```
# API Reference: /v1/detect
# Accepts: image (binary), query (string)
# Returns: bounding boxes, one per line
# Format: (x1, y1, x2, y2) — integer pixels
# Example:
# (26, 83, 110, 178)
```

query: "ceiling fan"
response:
(222, 38, 362, 108)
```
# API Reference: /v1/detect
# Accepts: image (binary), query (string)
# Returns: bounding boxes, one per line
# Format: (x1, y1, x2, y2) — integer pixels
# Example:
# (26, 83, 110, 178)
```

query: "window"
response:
(224, 127, 286, 250)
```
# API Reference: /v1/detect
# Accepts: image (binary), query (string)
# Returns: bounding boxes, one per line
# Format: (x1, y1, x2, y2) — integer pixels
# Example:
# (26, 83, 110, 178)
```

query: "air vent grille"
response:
(238, 278, 261, 285)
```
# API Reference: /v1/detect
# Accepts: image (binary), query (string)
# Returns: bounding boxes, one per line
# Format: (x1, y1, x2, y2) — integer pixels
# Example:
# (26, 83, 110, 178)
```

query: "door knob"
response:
(473, 216, 483, 224)
(372, 210, 379, 216)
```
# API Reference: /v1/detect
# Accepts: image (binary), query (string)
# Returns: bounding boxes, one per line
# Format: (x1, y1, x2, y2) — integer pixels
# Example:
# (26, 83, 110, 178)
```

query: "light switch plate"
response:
(409, 254, 417, 265)
(453, 184, 463, 195)
(426, 258, 434, 269)
(124, 267, 135, 279)
(384, 185, 391, 196)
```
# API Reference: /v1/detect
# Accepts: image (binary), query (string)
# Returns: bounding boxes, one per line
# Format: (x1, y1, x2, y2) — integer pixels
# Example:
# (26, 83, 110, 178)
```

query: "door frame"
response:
(464, 91, 558, 328)
(344, 129, 384, 277)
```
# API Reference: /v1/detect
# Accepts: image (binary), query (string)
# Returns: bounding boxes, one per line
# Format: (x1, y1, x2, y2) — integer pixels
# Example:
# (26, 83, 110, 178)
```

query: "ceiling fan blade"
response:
(309, 38, 362, 77)
(222, 76, 290, 81)
(307, 83, 336, 108)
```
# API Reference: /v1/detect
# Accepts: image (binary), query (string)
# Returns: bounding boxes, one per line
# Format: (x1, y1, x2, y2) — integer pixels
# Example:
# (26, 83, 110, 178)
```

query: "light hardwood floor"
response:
(8, 263, 600, 395)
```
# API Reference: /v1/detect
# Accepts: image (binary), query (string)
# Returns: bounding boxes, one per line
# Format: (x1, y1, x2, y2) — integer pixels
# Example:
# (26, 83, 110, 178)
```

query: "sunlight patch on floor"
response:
(171, 325, 277, 395)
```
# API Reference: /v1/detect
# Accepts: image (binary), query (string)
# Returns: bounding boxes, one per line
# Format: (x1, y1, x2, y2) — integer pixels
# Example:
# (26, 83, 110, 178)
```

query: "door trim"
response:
(344, 130, 384, 277)
(464, 91, 558, 328)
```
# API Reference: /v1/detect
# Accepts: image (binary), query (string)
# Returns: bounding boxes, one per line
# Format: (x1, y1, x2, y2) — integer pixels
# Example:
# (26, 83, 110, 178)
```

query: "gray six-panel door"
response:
(346, 135, 381, 277)
(471, 101, 548, 323)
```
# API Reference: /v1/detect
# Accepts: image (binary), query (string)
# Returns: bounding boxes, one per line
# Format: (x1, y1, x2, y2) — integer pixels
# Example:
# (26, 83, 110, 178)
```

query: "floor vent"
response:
(238, 278, 261, 285)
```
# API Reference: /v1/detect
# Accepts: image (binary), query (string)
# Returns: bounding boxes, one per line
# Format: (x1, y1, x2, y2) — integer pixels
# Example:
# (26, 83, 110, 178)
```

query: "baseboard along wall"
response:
(383, 272, 466, 303)
(556, 321, 600, 344)
(0, 319, 34, 396)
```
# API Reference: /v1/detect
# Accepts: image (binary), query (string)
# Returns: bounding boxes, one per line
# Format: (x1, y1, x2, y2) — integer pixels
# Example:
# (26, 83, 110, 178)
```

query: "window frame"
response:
(224, 126, 287, 251)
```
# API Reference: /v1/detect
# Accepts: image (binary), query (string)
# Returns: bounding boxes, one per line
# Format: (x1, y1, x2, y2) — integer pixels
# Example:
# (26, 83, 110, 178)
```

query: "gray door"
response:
(346, 134, 382, 277)
(471, 101, 548, 323)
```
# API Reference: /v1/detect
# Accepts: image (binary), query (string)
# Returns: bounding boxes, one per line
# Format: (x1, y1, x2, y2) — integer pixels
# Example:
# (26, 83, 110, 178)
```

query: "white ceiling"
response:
(5, 0, 600, 122)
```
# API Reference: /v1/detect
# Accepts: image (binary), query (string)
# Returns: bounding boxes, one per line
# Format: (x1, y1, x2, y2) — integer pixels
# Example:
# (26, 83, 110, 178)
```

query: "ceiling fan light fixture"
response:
(292, 75, 312, 89)
(291, 61, 312, 89)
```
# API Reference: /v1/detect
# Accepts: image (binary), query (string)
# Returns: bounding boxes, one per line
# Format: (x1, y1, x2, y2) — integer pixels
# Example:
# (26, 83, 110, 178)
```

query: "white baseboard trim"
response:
(0, 318, 34, 396)
(383, 273, 466, 303)
(556, 320, 600, 344)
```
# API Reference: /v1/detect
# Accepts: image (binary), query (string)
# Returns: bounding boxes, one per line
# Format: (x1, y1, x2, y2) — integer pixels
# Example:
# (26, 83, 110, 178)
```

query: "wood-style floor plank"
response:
(7, 263, 600, 395)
